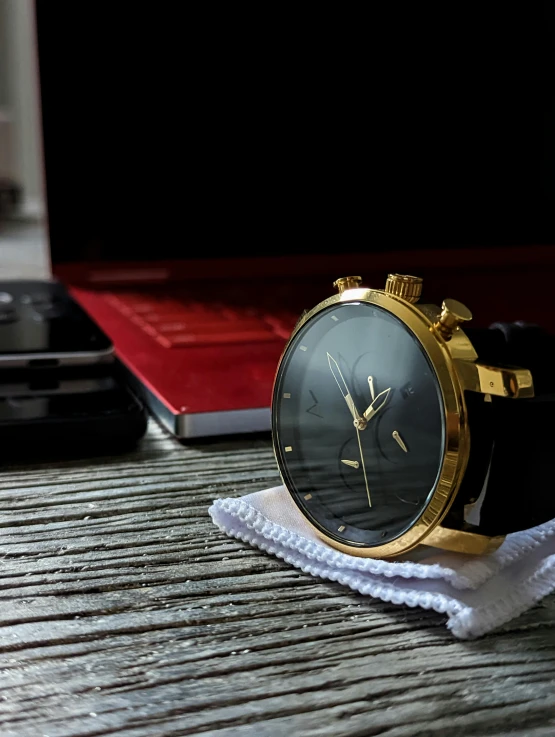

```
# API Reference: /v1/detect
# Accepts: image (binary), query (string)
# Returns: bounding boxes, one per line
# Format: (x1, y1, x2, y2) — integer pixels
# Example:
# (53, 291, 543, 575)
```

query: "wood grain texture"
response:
(0, 422, 554, 737)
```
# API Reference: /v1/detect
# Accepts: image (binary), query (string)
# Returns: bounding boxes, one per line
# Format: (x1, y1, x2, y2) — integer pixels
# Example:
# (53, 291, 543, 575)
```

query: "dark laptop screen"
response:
(35, 3, 555, 264)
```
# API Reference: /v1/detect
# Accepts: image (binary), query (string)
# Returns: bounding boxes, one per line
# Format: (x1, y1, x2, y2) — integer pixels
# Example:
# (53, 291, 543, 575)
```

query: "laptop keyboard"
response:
(104, 288, 298, 347)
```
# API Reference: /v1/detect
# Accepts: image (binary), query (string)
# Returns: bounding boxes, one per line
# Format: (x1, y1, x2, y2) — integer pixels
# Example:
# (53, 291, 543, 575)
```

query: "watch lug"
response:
(426, 524, 505, 555)
(455, 359, 534, 398)
(443, 326, 479, 361)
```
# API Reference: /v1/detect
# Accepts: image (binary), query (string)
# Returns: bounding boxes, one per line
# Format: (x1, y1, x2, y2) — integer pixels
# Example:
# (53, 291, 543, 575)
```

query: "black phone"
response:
(0, 364, 147, 460)
(0, 280, 113, 367)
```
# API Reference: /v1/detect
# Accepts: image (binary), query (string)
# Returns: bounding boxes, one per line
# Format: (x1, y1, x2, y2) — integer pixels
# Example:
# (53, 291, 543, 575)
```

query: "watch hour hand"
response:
(363, 387, 391, 421)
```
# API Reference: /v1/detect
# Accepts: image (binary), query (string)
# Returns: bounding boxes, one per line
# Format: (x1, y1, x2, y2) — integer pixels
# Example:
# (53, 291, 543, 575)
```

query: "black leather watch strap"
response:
(465, 321, 555, 395)
(463, 322, 555, 536)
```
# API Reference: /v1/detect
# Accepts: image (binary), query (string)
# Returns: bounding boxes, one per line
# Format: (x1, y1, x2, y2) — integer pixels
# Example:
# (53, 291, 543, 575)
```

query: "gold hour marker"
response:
(283, 392, 291, 399)
(392, 431, 408, 453)
(304, 493, 312, 500)
(285, 445, 293, 452)
(338, 525, 346, 532)
(331, 315, 339, 321)
(299, 345, 308, 351)
(341, 459, 360, 469)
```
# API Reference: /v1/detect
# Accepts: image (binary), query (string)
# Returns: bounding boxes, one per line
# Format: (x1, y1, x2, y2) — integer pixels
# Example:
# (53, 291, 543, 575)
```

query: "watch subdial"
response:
(375, 409, 407, 464)
(338, 435, 385, 507)
(338, 436, 361, 493)
(335, 436, 375, 518)
(375, 410, 423, 510)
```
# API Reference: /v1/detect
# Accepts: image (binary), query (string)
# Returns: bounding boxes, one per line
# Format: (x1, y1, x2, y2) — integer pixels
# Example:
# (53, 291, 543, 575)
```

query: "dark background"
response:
(35, 2, 555, 262)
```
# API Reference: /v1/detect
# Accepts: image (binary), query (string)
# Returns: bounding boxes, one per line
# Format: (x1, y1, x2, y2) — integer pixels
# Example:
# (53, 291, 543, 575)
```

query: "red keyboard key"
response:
(156, 329, 278, 347)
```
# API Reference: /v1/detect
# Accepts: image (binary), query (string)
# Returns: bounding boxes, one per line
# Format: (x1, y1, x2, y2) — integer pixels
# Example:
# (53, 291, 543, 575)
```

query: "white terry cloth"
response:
(209, 485, 555, 639)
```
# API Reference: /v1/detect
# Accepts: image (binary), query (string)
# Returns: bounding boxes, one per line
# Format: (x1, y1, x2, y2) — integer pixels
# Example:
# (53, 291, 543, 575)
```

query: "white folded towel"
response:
(209, 485, 555, 639)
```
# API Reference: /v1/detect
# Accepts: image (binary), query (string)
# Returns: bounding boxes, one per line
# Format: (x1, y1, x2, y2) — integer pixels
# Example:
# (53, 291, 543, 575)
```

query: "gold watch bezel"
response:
(271, 286, 470, 558)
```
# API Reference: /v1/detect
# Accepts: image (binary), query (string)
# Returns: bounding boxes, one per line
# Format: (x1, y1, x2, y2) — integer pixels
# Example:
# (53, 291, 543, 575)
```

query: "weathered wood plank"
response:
(0, 420, 554, 737)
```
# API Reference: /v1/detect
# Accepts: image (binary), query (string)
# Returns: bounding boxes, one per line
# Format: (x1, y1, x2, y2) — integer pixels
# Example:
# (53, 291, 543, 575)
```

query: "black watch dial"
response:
(273, 301, 445, 547)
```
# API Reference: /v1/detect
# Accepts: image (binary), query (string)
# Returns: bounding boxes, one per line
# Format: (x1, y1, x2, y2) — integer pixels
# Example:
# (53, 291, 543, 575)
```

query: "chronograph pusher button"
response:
(433, 298, 473, 341)
(333, 276, 363, 294)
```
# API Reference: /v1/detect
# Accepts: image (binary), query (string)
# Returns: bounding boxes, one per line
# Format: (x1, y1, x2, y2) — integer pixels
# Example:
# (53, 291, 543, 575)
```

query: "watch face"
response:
(273, 301, 445, 548)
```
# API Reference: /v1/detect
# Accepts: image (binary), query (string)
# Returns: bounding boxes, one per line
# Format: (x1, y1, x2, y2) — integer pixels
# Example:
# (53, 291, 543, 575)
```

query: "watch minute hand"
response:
(363, 387, 391, 421)
(326, 352, 362, 423)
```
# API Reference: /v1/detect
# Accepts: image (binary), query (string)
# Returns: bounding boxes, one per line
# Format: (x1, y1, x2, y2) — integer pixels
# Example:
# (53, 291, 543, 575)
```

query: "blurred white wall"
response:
(0, 0, 44, 218)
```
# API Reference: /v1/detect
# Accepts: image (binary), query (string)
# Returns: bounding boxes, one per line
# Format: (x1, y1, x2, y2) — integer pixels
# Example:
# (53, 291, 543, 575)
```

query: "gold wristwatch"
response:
(271, 274, 553, 558)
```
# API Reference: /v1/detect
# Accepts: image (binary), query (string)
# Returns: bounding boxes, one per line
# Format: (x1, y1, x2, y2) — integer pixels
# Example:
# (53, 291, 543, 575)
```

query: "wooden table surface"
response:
(1, 227, 555, 737)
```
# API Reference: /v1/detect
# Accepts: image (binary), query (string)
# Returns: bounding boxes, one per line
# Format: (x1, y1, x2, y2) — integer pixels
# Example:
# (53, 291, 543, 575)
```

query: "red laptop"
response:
(50, 252, 374, 438)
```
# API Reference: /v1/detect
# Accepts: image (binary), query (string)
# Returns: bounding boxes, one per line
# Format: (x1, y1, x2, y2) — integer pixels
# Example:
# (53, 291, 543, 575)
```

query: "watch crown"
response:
(384, 274, 423, 303)
(333, 276, 362, 294)
(433, 298, 473, 340)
